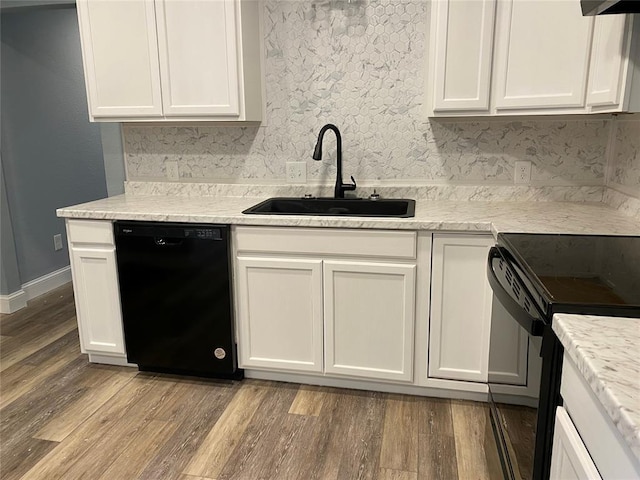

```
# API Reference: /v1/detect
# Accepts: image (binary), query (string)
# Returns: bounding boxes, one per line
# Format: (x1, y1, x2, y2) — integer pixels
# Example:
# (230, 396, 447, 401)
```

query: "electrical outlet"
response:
(514, 161, 532, 184)
(286, 162, 307, 184)
(53, 234, 63, 251)
(166, 161, 179, 181)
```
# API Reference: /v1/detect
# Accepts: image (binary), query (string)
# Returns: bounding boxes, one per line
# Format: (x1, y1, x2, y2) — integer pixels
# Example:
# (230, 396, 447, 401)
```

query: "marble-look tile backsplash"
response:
(123, 0, 613, 190)
(610, 117, 640, 199)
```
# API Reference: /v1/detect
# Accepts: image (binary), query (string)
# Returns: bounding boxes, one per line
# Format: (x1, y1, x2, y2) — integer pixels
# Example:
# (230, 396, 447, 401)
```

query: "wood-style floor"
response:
(1, 284, 503, 480)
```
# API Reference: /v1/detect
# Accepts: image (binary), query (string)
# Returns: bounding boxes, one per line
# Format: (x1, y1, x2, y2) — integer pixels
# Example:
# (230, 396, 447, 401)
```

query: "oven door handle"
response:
(487, 246, 545, 337)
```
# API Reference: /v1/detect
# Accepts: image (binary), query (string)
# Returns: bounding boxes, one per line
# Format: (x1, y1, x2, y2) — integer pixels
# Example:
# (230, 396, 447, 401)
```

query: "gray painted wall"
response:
(1, 160, 21, 295)
(1, 6, 107, 286)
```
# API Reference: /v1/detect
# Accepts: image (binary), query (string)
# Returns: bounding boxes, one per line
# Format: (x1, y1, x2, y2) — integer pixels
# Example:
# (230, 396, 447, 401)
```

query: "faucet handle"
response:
(344, 176, 357, 191)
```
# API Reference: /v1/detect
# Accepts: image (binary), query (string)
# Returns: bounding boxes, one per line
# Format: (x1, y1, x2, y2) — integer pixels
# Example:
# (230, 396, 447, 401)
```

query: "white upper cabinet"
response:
(427, 0, 636, 116)
(76, 0, 263, 122)
(155, 0, 240, 117)
(587, 14, 631, 108)
(430, 0, 496, 113)
(493, 0, 593, 110)
(76, 0, 163, 118)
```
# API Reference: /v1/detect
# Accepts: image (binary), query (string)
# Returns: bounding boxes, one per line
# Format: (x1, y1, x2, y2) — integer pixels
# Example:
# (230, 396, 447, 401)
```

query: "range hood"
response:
(581, 0, 640, 15)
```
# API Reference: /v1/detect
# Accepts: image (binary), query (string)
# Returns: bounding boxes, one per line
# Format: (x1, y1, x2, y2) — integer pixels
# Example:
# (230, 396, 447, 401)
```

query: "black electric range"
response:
(487, 233, 640, 480)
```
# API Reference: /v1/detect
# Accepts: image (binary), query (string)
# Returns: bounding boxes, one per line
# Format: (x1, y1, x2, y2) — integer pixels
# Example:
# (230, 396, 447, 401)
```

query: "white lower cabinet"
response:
(234, 226, 418, 383)
(66, 219, 126, 362)
(428, 233, 529, 387)
(236, 226, 529, 393)
(557, 355, 640, 479)
(550, 407, 602, 480)
(323, 260, 416, 382)
(428, 234, 494, 383)
(235, 257, 323, 373)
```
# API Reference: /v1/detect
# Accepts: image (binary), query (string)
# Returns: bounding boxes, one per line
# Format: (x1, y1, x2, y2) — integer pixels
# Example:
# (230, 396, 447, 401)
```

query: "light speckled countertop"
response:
(56, 194, 640, 236)
(553, 314, 640, 463)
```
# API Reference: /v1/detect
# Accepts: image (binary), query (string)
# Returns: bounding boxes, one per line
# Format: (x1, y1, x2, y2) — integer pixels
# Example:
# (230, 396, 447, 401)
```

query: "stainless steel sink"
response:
(242, 197, 416, 218)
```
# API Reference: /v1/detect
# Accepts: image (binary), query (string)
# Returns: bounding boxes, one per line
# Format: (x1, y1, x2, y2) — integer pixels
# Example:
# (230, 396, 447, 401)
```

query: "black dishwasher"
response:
(114, 221, 240, 379)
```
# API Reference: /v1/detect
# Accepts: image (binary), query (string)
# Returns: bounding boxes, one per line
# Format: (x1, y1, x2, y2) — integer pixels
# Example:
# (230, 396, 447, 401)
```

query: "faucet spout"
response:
(312, 124, 356, 199)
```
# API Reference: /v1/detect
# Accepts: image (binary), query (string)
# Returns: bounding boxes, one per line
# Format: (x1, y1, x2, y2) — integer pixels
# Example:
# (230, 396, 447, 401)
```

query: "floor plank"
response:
(377, 468, 419, 480)
(0, 356, 88, 456)
(136, 377, 241, 480)
(0, 284, 75, 348)
(451, 400, 502, 480)
(0, 338, 81, 410)
(288, 384, 326, 416)
(215, 382, 302, 480)
(97, 419, 179, 480)
(21, 375, 167, 480)
(183, 382, 270, 478)
(0, 315, 77, 372)
(311, 388, 386, 480)
(0, 436, 59, 480)
(152, 376, 239, 423)
(417, 397, 458, 480)
(379, 394, 420, 473)
(34, 368, 137, 441)
(0, 284, 74, 333)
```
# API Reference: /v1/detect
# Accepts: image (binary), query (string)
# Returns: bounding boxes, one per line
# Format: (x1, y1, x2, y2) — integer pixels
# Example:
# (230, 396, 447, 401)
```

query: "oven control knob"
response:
(213, 347, 226, 360)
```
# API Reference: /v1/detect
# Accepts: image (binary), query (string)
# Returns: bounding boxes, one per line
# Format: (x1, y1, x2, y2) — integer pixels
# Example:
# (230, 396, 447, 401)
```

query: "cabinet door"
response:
(587, 15, 630, 108)
(550, 407, 602, 480)
(76, 0, 163, 119)
(429, 0, 496, 113)
(235, 257, 323, 373)
(70, 246, 125, 355)
(324, 261, 416, 382)
(493, 0, 593, 110)
(429, 234, 493, 382)
(155, 0, 240, 117)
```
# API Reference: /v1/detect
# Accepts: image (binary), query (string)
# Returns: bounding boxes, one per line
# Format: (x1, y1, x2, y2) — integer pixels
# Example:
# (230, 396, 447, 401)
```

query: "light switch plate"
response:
(53, 234, 63, 251)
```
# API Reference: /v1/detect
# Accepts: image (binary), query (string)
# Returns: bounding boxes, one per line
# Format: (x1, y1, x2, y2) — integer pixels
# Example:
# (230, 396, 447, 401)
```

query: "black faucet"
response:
(312, 124, 356, 199)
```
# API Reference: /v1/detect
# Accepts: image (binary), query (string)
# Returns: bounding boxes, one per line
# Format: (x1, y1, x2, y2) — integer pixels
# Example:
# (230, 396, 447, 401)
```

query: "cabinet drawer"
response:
(561, 355, 640, 479)
(235, 227, 417, 259)
(551, 407, 601, 480)
(67, 219, 115, 245)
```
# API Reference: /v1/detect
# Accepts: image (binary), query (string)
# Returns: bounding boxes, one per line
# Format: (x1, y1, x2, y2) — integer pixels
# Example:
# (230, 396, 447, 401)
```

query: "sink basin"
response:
(242, 197, 416, 218)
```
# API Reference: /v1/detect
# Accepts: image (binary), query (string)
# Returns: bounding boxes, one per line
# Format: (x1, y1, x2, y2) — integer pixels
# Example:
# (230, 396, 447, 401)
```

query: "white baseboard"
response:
(22, 266, 72, 302)
(87, 353, 136, 367)
(0, 266, 72, 314)
(0, 289, 28, 314)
